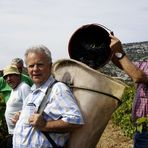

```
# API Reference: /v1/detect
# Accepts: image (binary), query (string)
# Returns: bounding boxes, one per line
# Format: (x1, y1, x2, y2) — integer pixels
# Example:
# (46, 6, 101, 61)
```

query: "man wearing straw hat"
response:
(0, 58, 33, 103)
(0, 65, 31, 148)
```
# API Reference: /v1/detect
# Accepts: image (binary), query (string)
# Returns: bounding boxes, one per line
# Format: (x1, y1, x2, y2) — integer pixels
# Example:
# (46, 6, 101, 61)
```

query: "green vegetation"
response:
(112, 85, 136, 138)
(0, 94, 8, 141)
(135, 117, 148, 133)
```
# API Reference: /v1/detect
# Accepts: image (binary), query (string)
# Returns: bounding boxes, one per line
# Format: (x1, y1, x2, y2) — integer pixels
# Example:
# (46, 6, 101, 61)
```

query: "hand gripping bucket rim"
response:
(68, 23, 114, 69)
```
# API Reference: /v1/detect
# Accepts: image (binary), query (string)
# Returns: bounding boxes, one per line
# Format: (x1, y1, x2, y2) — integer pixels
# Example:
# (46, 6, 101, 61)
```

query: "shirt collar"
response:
(31, 75, 56, 93)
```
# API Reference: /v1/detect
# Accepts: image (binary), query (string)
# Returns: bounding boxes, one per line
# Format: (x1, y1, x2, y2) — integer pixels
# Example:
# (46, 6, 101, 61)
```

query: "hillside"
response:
(123, 41, 148, 61)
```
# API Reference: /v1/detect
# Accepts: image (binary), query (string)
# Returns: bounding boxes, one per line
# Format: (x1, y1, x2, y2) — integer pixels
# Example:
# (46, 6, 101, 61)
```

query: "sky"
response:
(0, 0, 148, 69)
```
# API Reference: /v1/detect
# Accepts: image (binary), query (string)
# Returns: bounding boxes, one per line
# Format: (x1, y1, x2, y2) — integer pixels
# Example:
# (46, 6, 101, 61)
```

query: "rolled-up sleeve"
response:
(44, 82, 84, 124)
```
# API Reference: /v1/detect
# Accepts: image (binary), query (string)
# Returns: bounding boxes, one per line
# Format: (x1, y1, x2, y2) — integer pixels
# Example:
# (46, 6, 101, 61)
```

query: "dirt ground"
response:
(96, 120, 133, 148)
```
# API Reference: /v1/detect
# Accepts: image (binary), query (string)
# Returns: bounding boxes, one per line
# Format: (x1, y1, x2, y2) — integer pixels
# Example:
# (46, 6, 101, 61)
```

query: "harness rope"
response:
(68, 84, 122, 106)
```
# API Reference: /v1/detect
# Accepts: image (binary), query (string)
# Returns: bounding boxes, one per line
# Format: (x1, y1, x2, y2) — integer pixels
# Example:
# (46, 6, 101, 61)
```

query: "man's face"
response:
(26, 52, 52, 87)
(4, 74, 20, 89)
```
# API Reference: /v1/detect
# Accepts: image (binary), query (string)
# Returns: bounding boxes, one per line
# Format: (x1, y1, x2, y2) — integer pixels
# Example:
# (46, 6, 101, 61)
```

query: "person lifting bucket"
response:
(68, 23, 114, 69)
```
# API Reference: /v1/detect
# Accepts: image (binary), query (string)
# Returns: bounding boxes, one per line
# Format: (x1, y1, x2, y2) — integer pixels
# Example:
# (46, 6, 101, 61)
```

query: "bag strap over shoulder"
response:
(37, 80, 58, 114)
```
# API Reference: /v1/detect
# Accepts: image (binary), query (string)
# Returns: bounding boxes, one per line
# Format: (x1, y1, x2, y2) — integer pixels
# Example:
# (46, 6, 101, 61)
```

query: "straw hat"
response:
(3, 65, 20, 78)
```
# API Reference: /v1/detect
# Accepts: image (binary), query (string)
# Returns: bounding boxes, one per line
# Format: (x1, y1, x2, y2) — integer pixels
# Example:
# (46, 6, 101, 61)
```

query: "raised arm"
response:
(110, 35, 148, 84)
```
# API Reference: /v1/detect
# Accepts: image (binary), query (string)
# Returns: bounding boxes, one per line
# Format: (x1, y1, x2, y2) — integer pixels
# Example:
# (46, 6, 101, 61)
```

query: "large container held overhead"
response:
(68, 23, 114, 69)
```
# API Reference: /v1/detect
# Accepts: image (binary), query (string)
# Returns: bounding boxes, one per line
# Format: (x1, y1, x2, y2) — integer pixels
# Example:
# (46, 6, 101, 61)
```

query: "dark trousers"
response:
(0, 135, 12, 148)
(134, 131, 148, 148)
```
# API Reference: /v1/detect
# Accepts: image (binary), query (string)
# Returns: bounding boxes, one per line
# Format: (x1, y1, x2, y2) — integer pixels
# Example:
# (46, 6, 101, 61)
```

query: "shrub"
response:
(112, 85, 136, 138)
(0, 93, 8, 142)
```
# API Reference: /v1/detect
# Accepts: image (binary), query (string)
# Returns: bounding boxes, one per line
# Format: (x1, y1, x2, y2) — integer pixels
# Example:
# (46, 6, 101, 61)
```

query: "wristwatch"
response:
(115, 51, 126, 60)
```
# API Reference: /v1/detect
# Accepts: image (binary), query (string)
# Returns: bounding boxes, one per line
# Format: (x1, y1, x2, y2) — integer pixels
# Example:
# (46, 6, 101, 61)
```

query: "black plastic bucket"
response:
(68, 24, 113, 69)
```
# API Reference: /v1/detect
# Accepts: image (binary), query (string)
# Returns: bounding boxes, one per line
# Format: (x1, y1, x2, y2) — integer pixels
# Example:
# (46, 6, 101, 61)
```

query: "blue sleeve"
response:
(44, 82, 84, 124)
